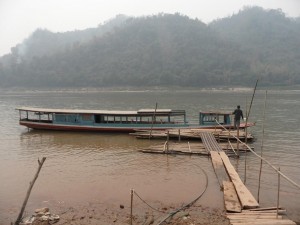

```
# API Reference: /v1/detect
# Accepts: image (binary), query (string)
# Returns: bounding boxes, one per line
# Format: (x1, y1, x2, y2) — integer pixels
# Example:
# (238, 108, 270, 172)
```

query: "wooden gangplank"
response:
(200, 132, 259, 209)
(200, 132, 223, 152)
(200, 132, 229, 187)
(200, 132, 296, 224)
(220, 151, 259, 209)
(210, 151, 229, 187)
(223, 181, 242, 213)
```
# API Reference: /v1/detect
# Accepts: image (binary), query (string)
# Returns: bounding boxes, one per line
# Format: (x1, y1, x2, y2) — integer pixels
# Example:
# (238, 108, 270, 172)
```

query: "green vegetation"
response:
(0, 7, 299, 88)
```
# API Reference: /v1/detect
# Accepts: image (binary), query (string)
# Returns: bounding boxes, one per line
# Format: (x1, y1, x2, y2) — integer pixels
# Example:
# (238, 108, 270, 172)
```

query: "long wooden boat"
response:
(16, 107, 253, 132)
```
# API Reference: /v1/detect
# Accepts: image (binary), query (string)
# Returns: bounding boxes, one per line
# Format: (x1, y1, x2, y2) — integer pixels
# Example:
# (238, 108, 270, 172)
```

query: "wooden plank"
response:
(241, 210, 286, 214)
(227, 211, 285, 215)
(223, 181, 242, 212)
(229, 219, 296, 225)
(200, 132, 223, 152)
(219, 151, 259, 209)
(228, 215, 282, 219)
(140, 149, 209, 156)
(210, 151, 229, 187)
(248, 207, 284, 211)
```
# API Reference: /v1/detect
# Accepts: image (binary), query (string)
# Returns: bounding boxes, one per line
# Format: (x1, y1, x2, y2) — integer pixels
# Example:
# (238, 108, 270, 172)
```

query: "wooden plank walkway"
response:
(220, 151, 259, 209)
(223, 181, 242, 213)
(210, 151, 229, 186)
(200, 132, 223, 152)
(200, 132, 296, 225)
(227, 209, 296, 225)
(131, 128, 254, 141)
(139, 142, 210, 156)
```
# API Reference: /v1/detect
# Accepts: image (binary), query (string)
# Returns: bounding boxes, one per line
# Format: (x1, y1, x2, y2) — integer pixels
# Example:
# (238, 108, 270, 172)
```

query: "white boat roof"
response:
(16, 107, 184, 116)
(200, 111, 232, 115)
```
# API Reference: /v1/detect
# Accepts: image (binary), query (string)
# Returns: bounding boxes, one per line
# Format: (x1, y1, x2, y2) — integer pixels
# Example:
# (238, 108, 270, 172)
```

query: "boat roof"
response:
(200, 111, 232, 115)
(16, 107, 185, 116)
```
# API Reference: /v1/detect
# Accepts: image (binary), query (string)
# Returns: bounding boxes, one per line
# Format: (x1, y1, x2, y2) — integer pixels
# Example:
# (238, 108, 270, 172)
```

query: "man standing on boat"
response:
(233, 105, 244, 129)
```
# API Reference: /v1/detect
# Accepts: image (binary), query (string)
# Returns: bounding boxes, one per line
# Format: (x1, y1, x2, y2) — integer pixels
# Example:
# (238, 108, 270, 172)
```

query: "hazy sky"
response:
(0, 0, 299, 56)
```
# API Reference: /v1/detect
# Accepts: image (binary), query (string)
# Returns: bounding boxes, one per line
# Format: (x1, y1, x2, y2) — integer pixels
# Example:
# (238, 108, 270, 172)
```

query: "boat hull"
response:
(19, 120, 253, 132)
(20, 121, 185, 132)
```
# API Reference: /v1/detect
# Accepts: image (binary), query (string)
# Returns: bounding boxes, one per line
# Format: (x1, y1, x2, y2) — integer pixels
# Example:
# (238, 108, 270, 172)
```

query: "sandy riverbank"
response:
(27, 201, 229, 225)
(31, 203, 229, 225)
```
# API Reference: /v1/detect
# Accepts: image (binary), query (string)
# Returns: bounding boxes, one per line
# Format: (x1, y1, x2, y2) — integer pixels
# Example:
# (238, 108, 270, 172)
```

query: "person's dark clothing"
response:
(233, 108, 243, 121)
(233, 107, 244, 129)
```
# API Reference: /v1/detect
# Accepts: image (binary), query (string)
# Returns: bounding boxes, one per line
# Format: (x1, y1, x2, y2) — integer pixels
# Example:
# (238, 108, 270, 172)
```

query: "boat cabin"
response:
(199, 111, 231, 126)
(16, 107, 238, 132)
(16, 107, 188, 132)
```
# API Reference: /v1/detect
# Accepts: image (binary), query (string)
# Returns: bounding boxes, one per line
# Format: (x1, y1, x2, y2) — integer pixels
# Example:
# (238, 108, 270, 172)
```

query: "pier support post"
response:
(130, 189, 134, 225)
(166, 131, 169, 152)
(237, 127, 240, 157)
(277, 167, 281, 219)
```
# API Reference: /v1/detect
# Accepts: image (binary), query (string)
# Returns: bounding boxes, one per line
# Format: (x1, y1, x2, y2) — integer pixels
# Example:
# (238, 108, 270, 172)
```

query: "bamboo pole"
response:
(228, 140, 238, 156)
(258, 90, 267, 203)
(15, 157, 46, 225)
(166, 131, 169, 152)
(149, 102, 158, 140)
(245, 97, 248, 143)
(245, 79, 259, 143)
(244, 98, 248, 183)
(227, 131, 230, 152)
(277, 167, 280, 219)
(237, 127, 240, 157)
(130, 189, 134, 225)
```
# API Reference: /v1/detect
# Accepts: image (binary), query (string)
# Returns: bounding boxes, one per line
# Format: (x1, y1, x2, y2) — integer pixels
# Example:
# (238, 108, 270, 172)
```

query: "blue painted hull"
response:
(19, 120, 249, 132)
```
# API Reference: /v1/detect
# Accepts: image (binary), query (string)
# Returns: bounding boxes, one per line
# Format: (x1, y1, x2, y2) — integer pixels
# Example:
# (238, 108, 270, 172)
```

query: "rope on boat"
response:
(215, 119, 300, 190)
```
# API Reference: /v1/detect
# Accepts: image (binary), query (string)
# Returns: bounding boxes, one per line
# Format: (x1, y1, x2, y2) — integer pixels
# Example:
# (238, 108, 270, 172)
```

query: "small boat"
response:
(16, 107, 253, 132)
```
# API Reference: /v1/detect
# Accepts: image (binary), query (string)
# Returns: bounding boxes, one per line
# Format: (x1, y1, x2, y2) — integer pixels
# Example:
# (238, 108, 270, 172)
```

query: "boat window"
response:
(203, 115, 216, 122)
(218, 115, 225, 124)
(82, 114, 93, 121)
(19, 110, 53, 123)
(55, 114, 77, 123)
(200, 113, 228, 125)
(94, 115, 105, 123)
(103, 116, 116, 123)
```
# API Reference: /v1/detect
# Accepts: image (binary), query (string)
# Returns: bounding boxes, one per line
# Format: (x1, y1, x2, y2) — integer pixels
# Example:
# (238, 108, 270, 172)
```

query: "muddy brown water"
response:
(0, 89, 299, 223)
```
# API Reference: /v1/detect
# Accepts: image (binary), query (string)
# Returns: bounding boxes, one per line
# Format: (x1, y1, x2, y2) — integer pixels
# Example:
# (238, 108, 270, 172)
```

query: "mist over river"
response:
(0, 88, 299, 223)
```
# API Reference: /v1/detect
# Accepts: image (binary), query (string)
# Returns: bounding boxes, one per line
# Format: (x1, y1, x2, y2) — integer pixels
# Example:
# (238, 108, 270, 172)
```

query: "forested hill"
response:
(0, 7, 299, 88)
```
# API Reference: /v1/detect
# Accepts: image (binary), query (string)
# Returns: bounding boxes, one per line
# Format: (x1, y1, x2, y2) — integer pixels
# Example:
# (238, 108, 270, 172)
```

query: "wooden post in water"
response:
(277, 167, 281, 219)
(244, 98, 248, 183)
(257, 90, 267, 203)
(178, 129, 181, 142)
(237, 127, 240, 157)
(130, 189, 134, 225)
(15, 157, 46, 225)
(166, 130, 169, 152)
(244, 141, 247, 184)
(245, 79, 259, 144)
(226, 127, 231, 152)
(149, 103, 158, 140)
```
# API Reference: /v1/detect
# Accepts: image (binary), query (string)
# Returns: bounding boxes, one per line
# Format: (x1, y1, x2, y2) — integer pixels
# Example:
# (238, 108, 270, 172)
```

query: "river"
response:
(0, 88, 299, 223)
